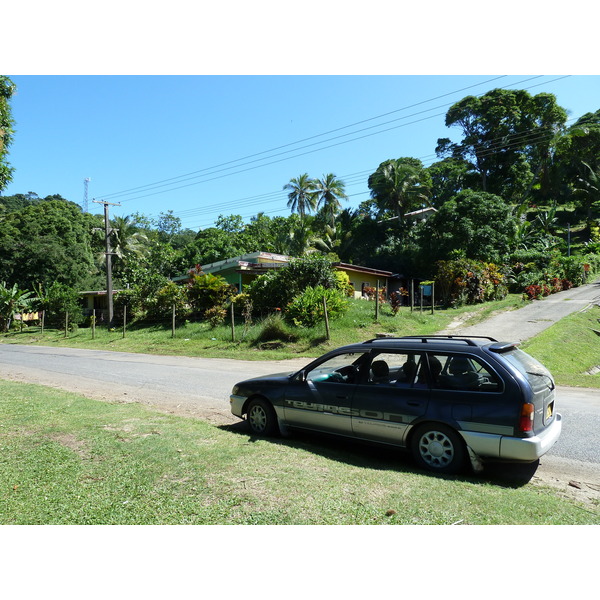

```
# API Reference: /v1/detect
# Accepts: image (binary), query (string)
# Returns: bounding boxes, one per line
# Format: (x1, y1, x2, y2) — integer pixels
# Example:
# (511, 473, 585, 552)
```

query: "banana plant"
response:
(0, 281, 34, 332)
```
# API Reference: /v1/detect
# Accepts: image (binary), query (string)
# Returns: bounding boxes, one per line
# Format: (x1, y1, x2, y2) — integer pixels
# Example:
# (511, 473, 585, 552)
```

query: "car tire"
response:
(411, 424, 466, 474)
(246, 398, 279, 436)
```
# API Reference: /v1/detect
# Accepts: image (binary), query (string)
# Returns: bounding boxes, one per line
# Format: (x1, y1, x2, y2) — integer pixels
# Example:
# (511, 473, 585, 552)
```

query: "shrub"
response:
(435, 259, 507, 307)
(150, 281, 189, 321)
(204, 305, 227, 328)
(334, 270, 354, 296)
(44, 282, 84, 327)
(253, 312, 298, 345)
(285, 286, 349, 328)
(187, 272, 236, 320)
(389, 288, 409, 315)
(247, 255, 338, 314)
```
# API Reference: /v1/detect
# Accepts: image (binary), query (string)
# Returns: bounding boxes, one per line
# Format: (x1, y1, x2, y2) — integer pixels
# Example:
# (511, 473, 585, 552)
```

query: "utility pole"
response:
(93, 199, 120, 326)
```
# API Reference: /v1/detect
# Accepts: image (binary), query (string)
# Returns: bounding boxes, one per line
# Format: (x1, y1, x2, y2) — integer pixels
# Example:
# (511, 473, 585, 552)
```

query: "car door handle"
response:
(407, 401, 422, 407)
(336, 395, 349, 400)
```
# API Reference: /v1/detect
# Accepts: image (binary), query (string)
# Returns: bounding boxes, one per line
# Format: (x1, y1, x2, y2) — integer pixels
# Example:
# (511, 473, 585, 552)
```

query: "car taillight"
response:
(519, 403, 535, 432)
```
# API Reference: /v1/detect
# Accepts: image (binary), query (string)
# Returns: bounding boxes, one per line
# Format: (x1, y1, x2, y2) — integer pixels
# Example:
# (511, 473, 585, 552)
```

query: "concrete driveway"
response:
(438, 277, 600, 341)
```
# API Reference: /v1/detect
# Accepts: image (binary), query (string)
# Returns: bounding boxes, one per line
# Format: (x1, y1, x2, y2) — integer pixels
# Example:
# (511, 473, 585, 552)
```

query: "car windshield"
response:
(501, 348, 554, 390)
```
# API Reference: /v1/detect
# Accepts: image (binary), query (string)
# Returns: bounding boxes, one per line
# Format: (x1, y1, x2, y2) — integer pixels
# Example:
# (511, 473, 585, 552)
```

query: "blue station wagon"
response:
(230, 336, 562, 474)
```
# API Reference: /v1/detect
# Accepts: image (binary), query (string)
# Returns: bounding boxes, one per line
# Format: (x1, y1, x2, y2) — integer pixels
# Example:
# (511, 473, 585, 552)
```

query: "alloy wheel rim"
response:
(419, 431, 454, 467)
(249, 406, 267, 432)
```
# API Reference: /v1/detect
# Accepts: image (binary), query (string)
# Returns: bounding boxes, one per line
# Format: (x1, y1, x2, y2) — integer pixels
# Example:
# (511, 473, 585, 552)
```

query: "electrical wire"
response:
(97, 75, 573, 230)
(97, 75, 512, 201)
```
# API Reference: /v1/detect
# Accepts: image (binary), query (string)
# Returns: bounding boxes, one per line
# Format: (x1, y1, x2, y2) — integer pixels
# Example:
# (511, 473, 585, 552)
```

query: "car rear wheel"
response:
(411, 424, 466, 474)
(246, 398, 279, 436)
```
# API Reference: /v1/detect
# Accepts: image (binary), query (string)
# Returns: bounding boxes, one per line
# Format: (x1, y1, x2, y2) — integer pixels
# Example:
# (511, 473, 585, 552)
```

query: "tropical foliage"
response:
(0, 80, 599, 331)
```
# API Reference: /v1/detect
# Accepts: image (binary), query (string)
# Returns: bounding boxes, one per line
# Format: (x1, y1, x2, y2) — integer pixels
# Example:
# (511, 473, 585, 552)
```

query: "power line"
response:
(103, 76, 570, 206)
(161, 116, 577, 229)
(101, 75, 574, 230)
(98, 76, 511, 201)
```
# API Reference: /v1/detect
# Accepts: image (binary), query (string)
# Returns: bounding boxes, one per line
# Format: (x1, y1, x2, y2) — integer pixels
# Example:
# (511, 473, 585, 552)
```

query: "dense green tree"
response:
(426, 158, 471, 207)
(193, 224, 246, 264)
(418, 190, 518, 263)
(244, 213, 298, 255)
(555, 110, 600, 209)
(436, 89, 567, 203)
(0, 199, 98, 290)
(0, 76, 16, 192)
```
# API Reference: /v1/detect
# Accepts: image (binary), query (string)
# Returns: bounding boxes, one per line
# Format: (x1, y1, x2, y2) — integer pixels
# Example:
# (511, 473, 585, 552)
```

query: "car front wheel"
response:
(246, 398, 279, 436)
(411, 424, 465, 474)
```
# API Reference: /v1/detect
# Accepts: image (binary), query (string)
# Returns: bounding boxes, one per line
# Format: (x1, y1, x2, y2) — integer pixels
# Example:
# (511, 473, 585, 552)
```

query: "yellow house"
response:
(333, 263, 393, 299)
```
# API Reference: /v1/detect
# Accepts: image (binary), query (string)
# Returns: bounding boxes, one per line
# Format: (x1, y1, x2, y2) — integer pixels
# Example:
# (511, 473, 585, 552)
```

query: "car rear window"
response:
(500, 348, 554, 391)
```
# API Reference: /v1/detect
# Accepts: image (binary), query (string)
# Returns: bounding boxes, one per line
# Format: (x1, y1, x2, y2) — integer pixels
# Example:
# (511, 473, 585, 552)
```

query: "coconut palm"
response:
(573, 161, 600, 236)
(314, 173, 347, 228)
(283, 173, 317, 222)
(110, 215, 150, 261)
(368, 159, 430, 224)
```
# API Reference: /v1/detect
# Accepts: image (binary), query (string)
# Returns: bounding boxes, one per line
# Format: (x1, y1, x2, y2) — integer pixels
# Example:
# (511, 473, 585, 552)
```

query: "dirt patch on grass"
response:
(48, 432, 91, 459)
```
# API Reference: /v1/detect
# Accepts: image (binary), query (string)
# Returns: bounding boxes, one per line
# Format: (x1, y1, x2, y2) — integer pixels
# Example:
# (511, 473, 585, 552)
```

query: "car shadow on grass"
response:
(219, 420, 539, 489)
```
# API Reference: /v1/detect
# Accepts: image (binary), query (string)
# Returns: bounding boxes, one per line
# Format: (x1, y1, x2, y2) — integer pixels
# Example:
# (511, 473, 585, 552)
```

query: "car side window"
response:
(430, 353, 501, 392)
(306, 352, 365, 384)
(367, 352, 424, 387)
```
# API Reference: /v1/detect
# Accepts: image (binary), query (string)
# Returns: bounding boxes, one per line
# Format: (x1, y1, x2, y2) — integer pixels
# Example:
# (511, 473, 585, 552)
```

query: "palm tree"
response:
(573, 161, 600, 236)
(283, 174, 317, 222)
(110, 215, 150, 261)
(314, 173, 347, 228)
(368, 159, 430, 224)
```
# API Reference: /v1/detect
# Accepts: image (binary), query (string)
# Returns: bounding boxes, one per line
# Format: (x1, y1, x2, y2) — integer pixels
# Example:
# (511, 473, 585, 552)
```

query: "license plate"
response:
(546, 403, 553, 420)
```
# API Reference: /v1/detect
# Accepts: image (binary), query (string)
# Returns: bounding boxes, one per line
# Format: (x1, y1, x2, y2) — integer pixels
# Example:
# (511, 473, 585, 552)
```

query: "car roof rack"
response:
(362, 335, 499, 347)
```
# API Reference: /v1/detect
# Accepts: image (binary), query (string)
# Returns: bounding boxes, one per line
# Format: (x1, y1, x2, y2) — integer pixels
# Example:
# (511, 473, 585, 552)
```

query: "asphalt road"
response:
(438, 276, 600, 341)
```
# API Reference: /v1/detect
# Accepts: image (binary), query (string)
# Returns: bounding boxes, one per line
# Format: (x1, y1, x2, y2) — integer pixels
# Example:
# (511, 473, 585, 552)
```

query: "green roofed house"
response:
(182, 252, 393, 299)
(196, 252, 291, 291)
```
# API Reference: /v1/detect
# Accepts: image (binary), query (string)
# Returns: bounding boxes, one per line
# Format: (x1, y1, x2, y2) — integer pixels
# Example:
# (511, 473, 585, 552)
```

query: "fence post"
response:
(92, 309, 96, 339)
(431, 282, 435, 315)
(123, 305, 127, 338)
(323, 296, 330, 340)
(375, 280, 380, 321)
(230, 302, 235, 342)
(172, 304, 176, 338)
(41, 310, 45, 334)
(65, 311, 69, 338)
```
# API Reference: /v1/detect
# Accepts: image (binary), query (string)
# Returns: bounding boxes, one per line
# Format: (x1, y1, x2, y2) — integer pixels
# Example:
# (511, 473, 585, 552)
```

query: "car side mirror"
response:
(293, 370, 307, 383)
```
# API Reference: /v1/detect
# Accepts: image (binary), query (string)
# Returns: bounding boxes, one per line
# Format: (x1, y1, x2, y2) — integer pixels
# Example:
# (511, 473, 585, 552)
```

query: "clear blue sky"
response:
(4, 75, 599, 231)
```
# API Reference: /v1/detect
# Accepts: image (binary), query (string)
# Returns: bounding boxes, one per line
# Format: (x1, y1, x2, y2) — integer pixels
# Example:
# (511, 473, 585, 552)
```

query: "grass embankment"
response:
(2, 295, 524, 360)
(1, 379, 597, 525)
(522, 303, 600, 388)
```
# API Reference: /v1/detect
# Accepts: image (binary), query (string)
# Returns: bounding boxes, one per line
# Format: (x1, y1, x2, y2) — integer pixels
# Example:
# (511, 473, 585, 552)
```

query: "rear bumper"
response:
(460, 413, 562, 462)
(499, 413, 562, 461)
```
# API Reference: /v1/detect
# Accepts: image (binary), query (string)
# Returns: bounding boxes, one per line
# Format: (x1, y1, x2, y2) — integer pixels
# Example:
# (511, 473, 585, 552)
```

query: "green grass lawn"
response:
(0, 380, 598, 525)
(522, 304, 600, 388)
(1, 294, 525, 361)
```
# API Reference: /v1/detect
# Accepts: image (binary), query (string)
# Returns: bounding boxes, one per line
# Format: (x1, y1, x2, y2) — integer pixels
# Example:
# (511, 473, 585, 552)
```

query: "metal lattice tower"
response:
(83, 177, 91, 212)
